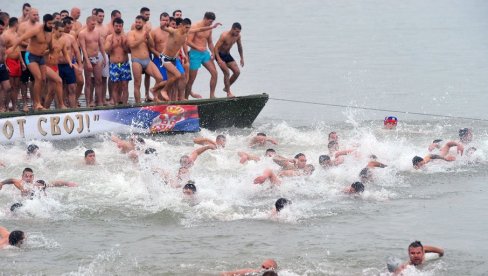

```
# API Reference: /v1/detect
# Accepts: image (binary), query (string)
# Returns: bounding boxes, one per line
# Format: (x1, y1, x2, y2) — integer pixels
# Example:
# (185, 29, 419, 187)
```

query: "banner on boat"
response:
(0, 105, 199, 143)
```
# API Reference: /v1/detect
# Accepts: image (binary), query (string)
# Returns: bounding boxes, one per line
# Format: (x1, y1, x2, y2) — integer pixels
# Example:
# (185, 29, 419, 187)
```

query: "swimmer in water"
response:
(328, 131, 338, 143)
(182, 181, 196, 196)
(459, 128, 473, 144)
(179, 144, 217, 169)
(221, 258, 277, 276)
(254, 163, 315, 185)
(384, 116, 398, 129)
(0, 226, 25, 249)
(394, 241, 444, 274)
(111, 135, 145, 154)
(26, 144, 40, 158)
(271, 198, 291, 216)
(237, 148, 282, 164)
(343, 181, 364, 194)
(412, 141, 464, 169)
(249, 133, 278, 147)
(193, 134, 226, 148)
(358, 160, 387, 183)
(84, 149, 96, 165)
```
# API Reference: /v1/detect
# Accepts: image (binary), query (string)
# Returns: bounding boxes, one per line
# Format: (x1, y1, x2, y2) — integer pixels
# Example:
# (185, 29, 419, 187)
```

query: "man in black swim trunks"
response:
(214, 22, 244, 98)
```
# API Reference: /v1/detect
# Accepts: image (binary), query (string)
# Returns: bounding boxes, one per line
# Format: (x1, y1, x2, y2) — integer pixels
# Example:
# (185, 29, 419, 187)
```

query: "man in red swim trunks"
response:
(3, 17, 26, 111)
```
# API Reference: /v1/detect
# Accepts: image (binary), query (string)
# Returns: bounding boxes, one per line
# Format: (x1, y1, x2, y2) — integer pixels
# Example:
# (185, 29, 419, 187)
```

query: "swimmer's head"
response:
(275, 198, 291, 212)
(303, 164, 315, 175)
(319, 155, 332, 168)
(262, 272, 278, 276)
(183, 181, 197, 195)
(359, 168, 372, 182)
(179, 155, 194, 168)
(8, 230, 25, 247)
(369, 154, 377, 160)
(459, 128, 473, 143)
(257, 132, 267, 137)
(408, 241, 424, 265)
(328, 141, 339, 153)
(384, 116, 398, 129)
(328, 131, 338, 142)
(22, 167, 34, 183)
(265, 149, 276, 157)
(294, 153, 307, 169)
(10, 203, 23, 212)
(466, 147, 477, 157)
(216, 135, 226, 148)
(351, 182, 365, 193)
(27, 144, 39, 156)
(35, 179, 47, 191)
(412, 156, 425, 169)
(144, 148, 157, 155)
(260, 259, 278, 271)
(84, 149, 96, 165)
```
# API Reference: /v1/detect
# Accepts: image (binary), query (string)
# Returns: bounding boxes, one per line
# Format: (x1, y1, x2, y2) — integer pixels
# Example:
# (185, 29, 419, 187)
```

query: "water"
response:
(1, 0, 488, 275)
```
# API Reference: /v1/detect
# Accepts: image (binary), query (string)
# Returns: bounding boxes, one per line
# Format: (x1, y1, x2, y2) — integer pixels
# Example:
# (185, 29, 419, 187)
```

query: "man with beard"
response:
(3, 17, 27, 111)
(8, 13, 54, 111)
(60, 16, 82, 108)
(105, 18, 131, 105)
(131, 7, 152, 102)
(78, 15, 106, 107)
(93, 9, 111, 105)
(394, 241, 444, 274)
(127, 16, 166, 103)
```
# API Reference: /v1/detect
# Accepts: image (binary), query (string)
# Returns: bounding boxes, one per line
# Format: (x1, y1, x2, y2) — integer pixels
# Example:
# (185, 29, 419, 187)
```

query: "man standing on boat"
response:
(70, 7, 82, 35)
(131, 7, 152, 102)
(3, 17, 26, 111)
(150, 12, 172, 98)
(127, 15, 166, 103)
(214, 22, 244, 98)
(60, 16, 83, 108)
(105, 17, 131, 105)
(186, 12, 219, 99)
(94, 9, 111, 105)
(0, 20, 13, 112)
(78, 15, 107, 107)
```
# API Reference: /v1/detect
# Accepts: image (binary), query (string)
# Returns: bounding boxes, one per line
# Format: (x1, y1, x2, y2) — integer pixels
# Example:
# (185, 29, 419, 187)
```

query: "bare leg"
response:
(75, 68, 84, 106)
(93, 62, 105, 106)
(217, 61, 232, 96)
(131, 62, 143, 103)
(202, 60, 218, 98)
(46, 67, 67, 109)
(185, 69, 199, 99)
(111, 81, 120, 105)
(144, 73, 152, 101)
(102, 76, 109, 105)
(121, 81, 129, 104)
(9, 77, 20, 111)
(27, 63, 46, 111)
(107, 80, 114, 105)
(146, 63, 167, 102)
(83, 64, 95, 107)
(0, 80, 12, 112)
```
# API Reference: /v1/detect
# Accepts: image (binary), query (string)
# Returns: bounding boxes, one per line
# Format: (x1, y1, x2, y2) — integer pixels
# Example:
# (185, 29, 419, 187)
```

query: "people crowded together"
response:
(0, 4, 245, 112)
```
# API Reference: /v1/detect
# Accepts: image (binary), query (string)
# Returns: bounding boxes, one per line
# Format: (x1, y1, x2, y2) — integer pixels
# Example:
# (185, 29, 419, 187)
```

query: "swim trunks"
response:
(218, 52, 235, 63)
(6, 58, 22, 77)
(88, 55, 100, 65)
(47, 64, 59, 73)
(153, 53, 185, 80)
(25, 52, 46, 66)
(20, 51, 34, 83)
(98, 52, 109, 78)
(0, 64, 9, 82)
(132, 57, 151, 70)
(189, 49, 211, 70)
(109, 61, 132, 82)
(58, 63, 76, 84)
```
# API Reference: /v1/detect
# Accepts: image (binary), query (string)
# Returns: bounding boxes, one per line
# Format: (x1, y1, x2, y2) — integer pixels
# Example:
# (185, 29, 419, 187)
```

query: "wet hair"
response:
(204, 12, 216, 20)
(95, 8, 104, 15)
(8, 230, 25, 246)
(319, 155, 331, 164)
(84, 149, 95, 157)
(183, 181, 197, 193)
(54, 21, 65, 29)
(10, 203, 23, 212)
(459, 128, 470, 138)
(263, 271, 278, 276)
(409, 240, 423, 250)
(432, 139, 443, 144)
(111, 10, 121, 18)
(328, 140, 338, 150)
(36, 179, 47, 190)
(232, 22, 242, 30)
(9, 17, 18, 27)
(172, 9, 182, 16)
(275, 198, 291, 212)
(265, 149, 276, 155)
(182, 18, 191, 25)
(294, 153, 305, 159)
(328, 131, 337, 139)
(257, 132, 267, 137)
(216, 134, 226, 141)
(369, 154, 377, 160)
(144, 148, 157, 154)
(412, 156, 424, 167)
(62, 16, 73, 25)
(159, 12, 169, 19)
(43, 13, 54, 23)
(23, 3, 31, 10)
(22, 167, 33, 175)
(351, 182, 365, 193)
(113, 17, 124, 25)
(27, 144, 39, 154)
(140, 7, 150, 14)
(136, 15, 145, 21)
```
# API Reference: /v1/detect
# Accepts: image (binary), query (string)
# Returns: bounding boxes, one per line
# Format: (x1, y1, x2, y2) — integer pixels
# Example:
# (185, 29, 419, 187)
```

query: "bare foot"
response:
(33, 105, 45, 111)
(22, 105, 29, 113)
(59, 105, 68, 110)
(160, 90, 170, 101)
(0, 107, 6, 112)
(88, 102, 96, 108)
(190, 92, 203, 99)
(209, 94, 217, 99)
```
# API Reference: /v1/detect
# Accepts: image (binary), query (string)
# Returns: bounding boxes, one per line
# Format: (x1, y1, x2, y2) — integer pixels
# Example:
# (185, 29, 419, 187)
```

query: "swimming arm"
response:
(334, 149, 355, 158)
(367, 161, 387, 168)
(221, 269, 259, 276)
(189, 144, 216, 162)
(0, 179, 25, 192)
(423, 245, 444, 257)
(49, 180, 77, 187)
(440, 141, 464, 156)
(193, 137, 217, 146)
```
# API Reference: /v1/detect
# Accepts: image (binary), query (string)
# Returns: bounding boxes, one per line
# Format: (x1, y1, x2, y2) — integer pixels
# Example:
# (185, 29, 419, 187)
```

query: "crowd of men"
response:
(0, 4, 244, 112)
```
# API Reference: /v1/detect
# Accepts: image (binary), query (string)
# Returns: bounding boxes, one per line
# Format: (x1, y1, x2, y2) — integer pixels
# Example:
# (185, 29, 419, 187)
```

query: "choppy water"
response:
(2, 0, 488, 275)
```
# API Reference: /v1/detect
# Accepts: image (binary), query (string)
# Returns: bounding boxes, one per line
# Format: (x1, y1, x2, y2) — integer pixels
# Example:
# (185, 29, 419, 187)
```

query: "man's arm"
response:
(236, 36, 244, 67)
(0, 226, 10, 241)
(148, 30, 160, 56)
(193, 137, 216, 146)
(424, 245, 444, 257)
(61, 39, 74, 68)
(334, 149, 355, 158)
(214, 35, 224, 65)
(104, 34, 113, 54)
(98, 34, 106, 66)
(7, 26, 39, 54)
(188, 23, 222, 34)
(126, 31, 144, 49)
(78, 31, 92, 70)
(440, 141, 464, 156)
(49, 180, 77, 187)
(189, 145, 216, 162)
(221, 269, 258, 276)
(0, 178, 25, 192)
(367, 160, 387, 168)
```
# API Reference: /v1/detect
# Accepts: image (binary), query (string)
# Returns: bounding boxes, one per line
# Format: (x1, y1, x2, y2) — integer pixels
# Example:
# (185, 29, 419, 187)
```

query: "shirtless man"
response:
(70, 7, 82, 35)
(78, 15, 107, 107)
(17, 8, 39, 108)
(394, 241, 444, 274)
(214, 22, 244, 97)
(193, 134, 226, 148)
(60, 17, 82, 108)
(186, 12, 219, 99)
(44, 21, 70, 109)
(173, 10, 182, 19)
(249, 132, 278, 147)
(60, 10, 69, 20)
(254, 153, 314, 185)
(8, 12, 54, 111)
(19, 3, 31, 23)
(94, 9, 111, 104)
(127, 15, 166, 103)
(106, 10, 121, 36)
(412, 140, 464, 169)
(105, 18, 131, 105)
(221, 259, 277, 276)
(159, 18, 221, 100)
(4, 18, 26, 111)
(0, 20, 13, 112)
(131, 7, 153, 102)
(0, 226, 24, 248)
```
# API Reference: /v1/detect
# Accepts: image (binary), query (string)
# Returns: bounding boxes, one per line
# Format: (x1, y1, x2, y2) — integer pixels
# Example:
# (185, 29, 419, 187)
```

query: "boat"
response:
(0, 93, 269, 143)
